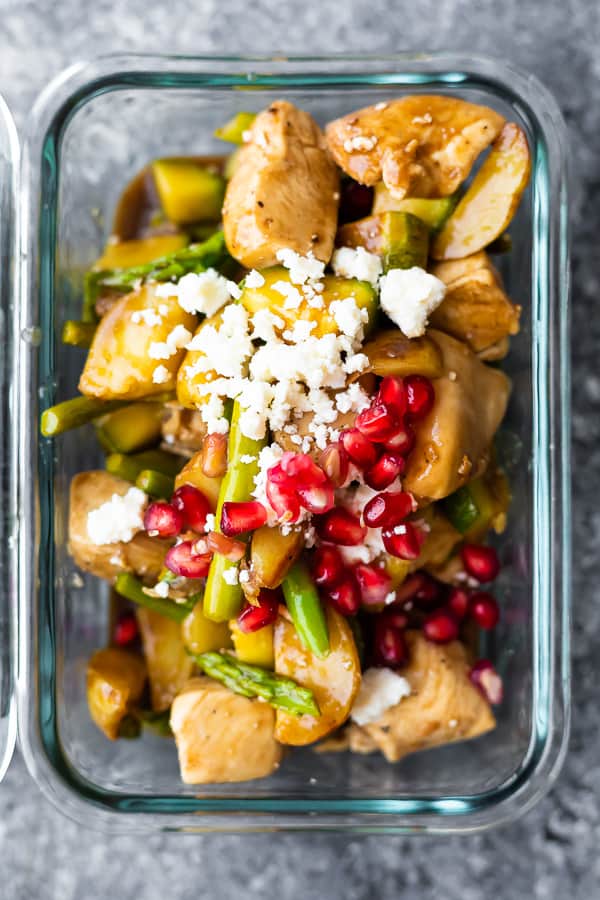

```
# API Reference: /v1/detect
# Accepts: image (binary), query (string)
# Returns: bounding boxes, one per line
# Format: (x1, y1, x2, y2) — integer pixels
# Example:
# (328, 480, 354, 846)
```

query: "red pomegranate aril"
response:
(447, 586, 470, 620)
(205, 531, 246, 562)
(382, 522, 423, 560)
(114, 612, 138, 646)
(144, 501, 184, 538)
(383, 421, 415, 456)
(237, 590, 279, 633)
(461, 544, 501, 583)
(363, 490, 415, 529)
(312, 545, 344, 588)
(164, 540, 212, 578)
(327, 575, 361, 616)
(380, 610, 408, 630)
(354, 563, 393, 608)
(412, 573, 442, 609)
(404, 375, 435, 421)
(297, 481, 335, 515)
(469, 659, 504, 704)
(340, 428, 378, 468)
(339, 180, 373, 224)
(201, 433, 227, 478)
(266, 466, 302, 522)
(319, 442, 350, 488)
(373, 620, 408, 667)
(221, 500, 267, 536)
(393, 572, 427, 605)
(364, 452, 405, 490)
(172, 484, 212, 532)
(423, 609, 459, 644)
(469, 591, 500, 630)
(356, 400, 400, 443)
(377, 376, 407, 417)
(317, 508, 366, 546)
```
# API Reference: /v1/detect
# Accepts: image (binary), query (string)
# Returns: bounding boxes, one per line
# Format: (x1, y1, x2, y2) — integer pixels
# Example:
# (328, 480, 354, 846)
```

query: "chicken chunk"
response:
(222, 100, 339, 268)
(326, 95, 505, 199)
(429, 251, 521, 354)
(348, 631, 495, 762)
(169, 677, 282, 784)
(68, 471, 169, 581)
(402, 330, 510, 501)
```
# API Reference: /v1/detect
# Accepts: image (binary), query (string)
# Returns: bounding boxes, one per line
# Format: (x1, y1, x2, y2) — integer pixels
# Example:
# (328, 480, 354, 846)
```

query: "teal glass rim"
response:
(15, 53, 571, 833)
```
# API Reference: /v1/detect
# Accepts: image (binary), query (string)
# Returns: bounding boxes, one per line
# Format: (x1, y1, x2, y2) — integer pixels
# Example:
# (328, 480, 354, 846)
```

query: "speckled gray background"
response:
(0, 0, 597, 897)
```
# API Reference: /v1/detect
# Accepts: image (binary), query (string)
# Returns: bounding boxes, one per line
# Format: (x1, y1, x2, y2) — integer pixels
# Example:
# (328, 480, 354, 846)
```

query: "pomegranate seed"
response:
(266, 464, 302, 522)
(312, 545, 344, 588)
(221, 500, 267, 536)
(356, 400, 400, 443)
(404, 375, 435, 421)
(144, 501, 184, 538)
(237, 590, 279, 633)
(201, 433, 227, 477)
(316, 508, 366, 546)
(340, 428, 378, 468)
(412, 573, 442, 609)
(172, 485, 212, 532)
(364, 452, 405, 490)
(354, 563, 393, 609)
(393, 572, 428, 605)
(447, 586, 470, 620)
(339, 180, 373, 224)
(382, 522, 423, 560)
(297, 482, 335, 515)
(165, 540, 212, 578)
(469, 659, 504, 704)
(378, 376, 407, 416)
(380, 610, 408, 629)
(461, 544, 500, 583)
(205, 531, 246, 561)
(363, 490, 415, 529)
(319, 442, 350, 487)
(383, 420, 415, 456)
(327, 575, 361, 616)
(114, 612, 138, 646)
(423, 609, 459, 643)
(373, 620, 408, 667)
(469, 591, 500, 630)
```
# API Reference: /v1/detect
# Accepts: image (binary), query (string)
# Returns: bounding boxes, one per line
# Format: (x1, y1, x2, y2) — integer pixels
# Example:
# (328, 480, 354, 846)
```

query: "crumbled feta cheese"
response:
(334, 383, 371, 415)
(275, 248, 325, 284)
(271, 280, 304, 309)
(332, 247, 383, 286)
(186, 304, 253, 378)
(245, 269, 265, 288)
(86, 487, 147, 546)
(131, 307, 163, 327)
(222, 566, 239, 586)
(240, 454, 257, 464)
(227, 280, 242, 300)
(154, 581, 170, 599)
(149, 324, 193, 360)
(239, 569, 250, 584)
(251, 308, 285, 342)
(329, 297, 370, 342)
(152, 364, 170, 384)
(379, 267, 446, 338)
(351, 668, 411, 725)
(156, 269, 233, 317)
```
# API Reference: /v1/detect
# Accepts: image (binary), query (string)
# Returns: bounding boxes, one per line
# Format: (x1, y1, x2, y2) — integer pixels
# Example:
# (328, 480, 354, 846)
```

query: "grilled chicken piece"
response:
(222, 100, 339, 268)
(68, 471, 168, 581)
(326, 95, 505, 199)
(170, 677, 282, 784)
(348, 631, 495, 761)
(402, 330, 510, 501)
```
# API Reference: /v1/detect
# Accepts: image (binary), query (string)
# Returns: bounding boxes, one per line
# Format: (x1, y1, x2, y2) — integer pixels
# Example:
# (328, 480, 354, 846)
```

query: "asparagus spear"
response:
(195, 651, 320, 718)
(62, 320, 97, 347)
(106, 449, 183, 485)
(136, 469, 175, 499)
(282, 561, 330, 659)
(203, 400, 266, 623)
(96, 402, 164, 454)
(214, 112, 256, 145)
(41, 396, 128, 437)
(115, 573, 195, 623)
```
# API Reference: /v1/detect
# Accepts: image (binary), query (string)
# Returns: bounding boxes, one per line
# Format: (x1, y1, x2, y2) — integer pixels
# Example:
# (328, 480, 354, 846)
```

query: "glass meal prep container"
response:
(0, 54, 570, 833)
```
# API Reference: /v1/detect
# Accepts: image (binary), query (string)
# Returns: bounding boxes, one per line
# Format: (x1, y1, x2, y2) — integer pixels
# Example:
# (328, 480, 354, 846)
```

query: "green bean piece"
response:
(106, 449, 183, 484)
(282, 561, 330, 659)
(195, 651, 320, 718)
(136, 469, 175, 499)
(41, 396, 128, 437)
(214, 112, 256, 144)
(96, 402, 164, 454)
(203, 400, 266, 622)
(115, 573, 195, 623)
(61, 320, 97, 347)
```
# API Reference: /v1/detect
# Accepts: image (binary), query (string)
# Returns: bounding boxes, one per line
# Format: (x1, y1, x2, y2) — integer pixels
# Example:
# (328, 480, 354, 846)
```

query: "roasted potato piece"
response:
(79, 283, 196, 400)
(430, 251, 521, 353)
(348, 631, 495, 761)
(222, 100, 339, 268)
(136, 608, 194, 711)
(360, 329, 444, 379)
(87, 647, 147, 740)
(170, 677, 282, 784)
(182, 600, 232, 656)
(326, 95, 505, 198)
(251, 525, 305, 590)
(230, 620, 275, 668)
(402, 331, 511, 501)
(162, 405, 208, 456)
(176, 311, 225, 410)
(173, 448, 222, 509)
(432, 123, 531, 260)
(274, 607, 361, 746)
(69, 471, 168, 581)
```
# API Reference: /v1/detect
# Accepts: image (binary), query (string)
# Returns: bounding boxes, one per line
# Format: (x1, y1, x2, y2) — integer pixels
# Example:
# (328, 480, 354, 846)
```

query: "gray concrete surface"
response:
(1, 0, 598, 897)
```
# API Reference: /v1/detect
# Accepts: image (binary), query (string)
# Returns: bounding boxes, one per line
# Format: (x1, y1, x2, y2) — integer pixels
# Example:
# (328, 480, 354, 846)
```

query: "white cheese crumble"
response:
(86, 487, 147, 546)
(245, 269, 266, 288)
(155, 269, 234, 317)
(240, 454, 257, 464)
(351, 668, 411, 726)
(204, 513, 216, 533)
(379, 266, 446, 339)
(149, 324, 193, 360)
(275, 248, 325, 285)
(239, 569, 250, 584)
(332, 246, 383, 286)
(154, 581, 170, 599)
(222, 566, 239, 585)
(131, 307, 163, 327)
(152, 364, 170, 384)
